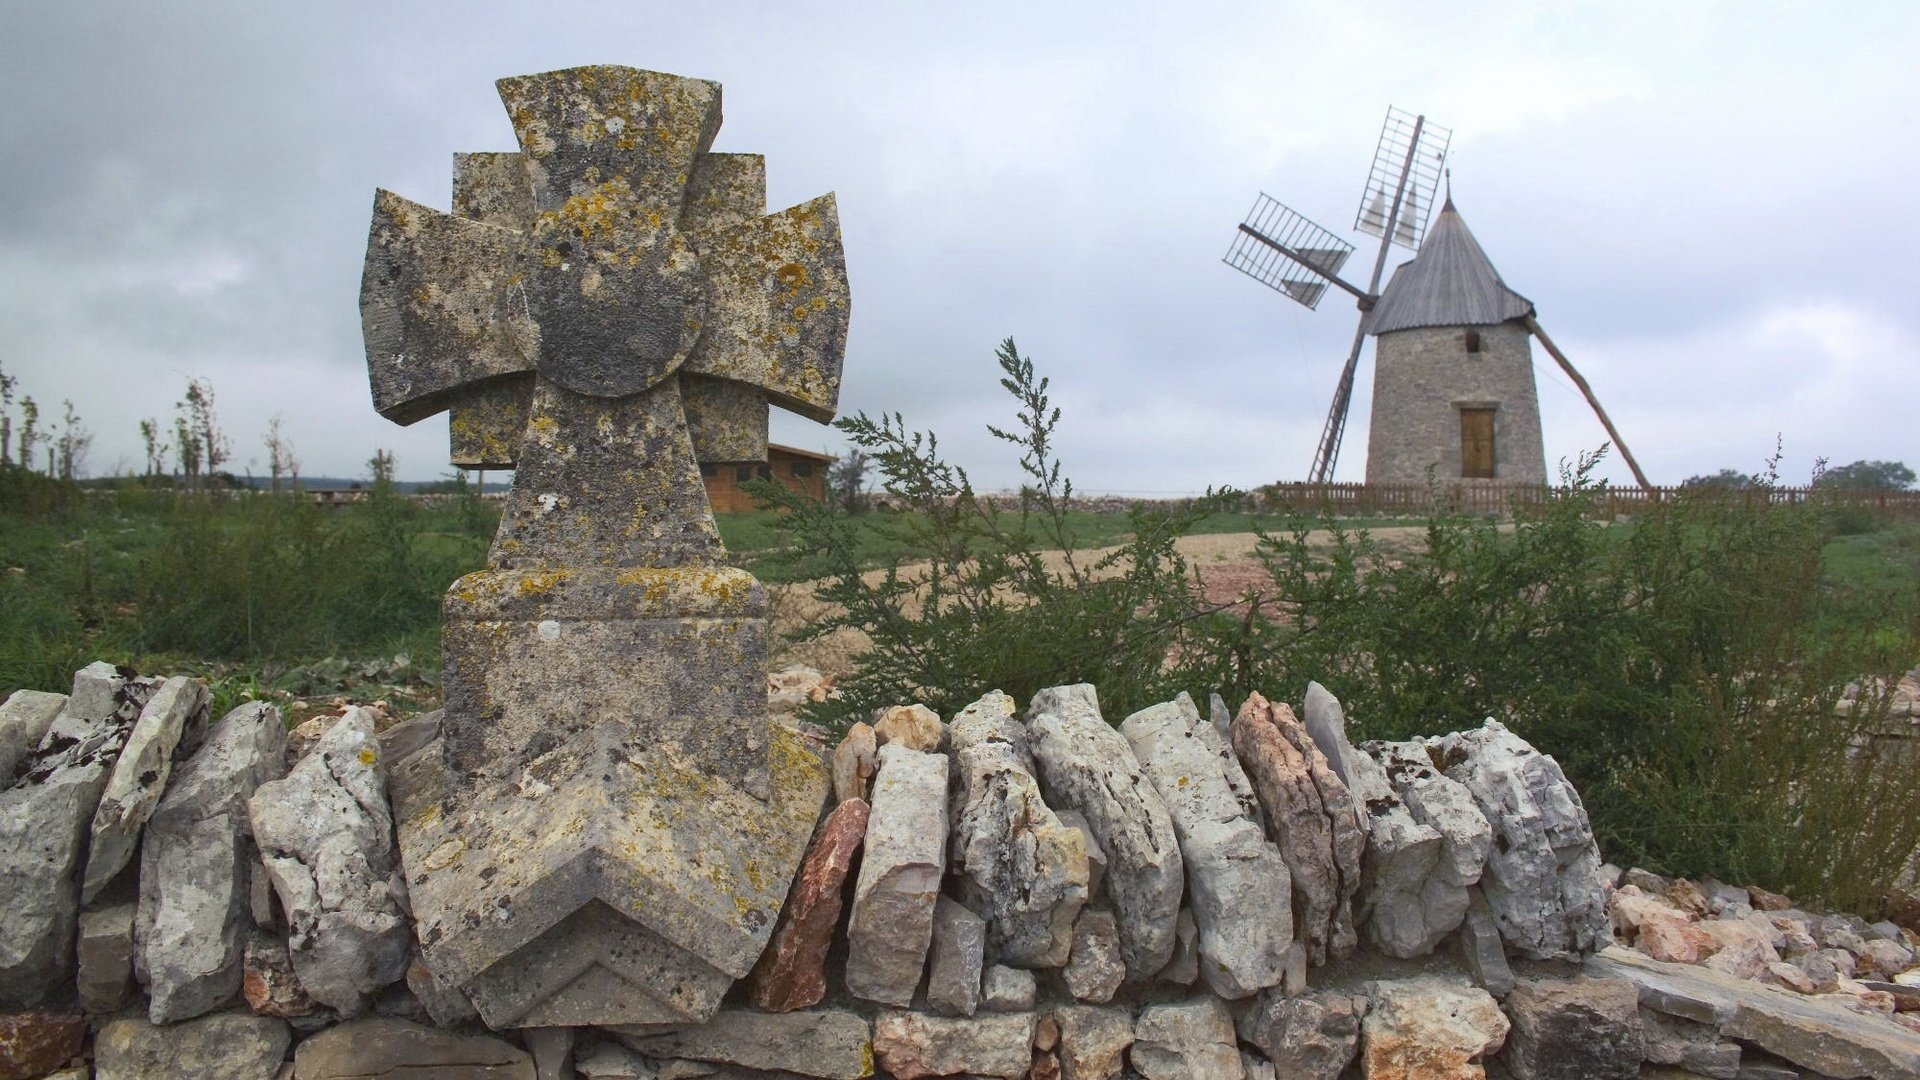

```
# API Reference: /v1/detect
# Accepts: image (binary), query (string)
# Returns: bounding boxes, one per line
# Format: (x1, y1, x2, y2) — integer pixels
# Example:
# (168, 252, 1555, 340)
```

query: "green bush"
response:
(755, 339, 1234, 728)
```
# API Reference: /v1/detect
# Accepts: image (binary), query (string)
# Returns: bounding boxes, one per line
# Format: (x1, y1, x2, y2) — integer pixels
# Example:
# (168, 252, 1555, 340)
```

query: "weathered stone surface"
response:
(573, 1042, 654, 1080)
(1700, 915, 1782, 981)
(1132, 996, 1243, 1080)
(294, 1017, 531, 1079)
(1501, 976, 1643, 1080)
(76, 902, 135, 1014)
(378, 709, 442, 765)
(846, 745, 947, 1006)
(1591, 944, 1920, 1080)
(1432, 720, 1609, 960)
(746, 796, 869, 1012)
(249, 706, 408, 1015)
(0, 664, 151, 1007)
(1027, 683, 1184, 977)
(1123, 693, 1289, 997)
(0, 689, 64, 782)
(1640, 1010, 1741, 1079)
(1341, 733, 1447, 959)
(83, 675, 209, 901)
(403, 952, 477, 1028)
(0, 1010, 85, 1080)
(873, 703, 945, 752)
(1054, 1005, 1134, 1080)
(243, 932, 321, 1019)
(949, 693, 1087, 969)
(1370, 740, 1491, 957)
(139, 699, 288, 1023)
(1064, 907, 1125, 1004)
(1360, 976, 1509, 1080)
(1236, 988, 1363, 1080)
(768, 664, 836, 719)
(618, 1008, 872, 1079)
(522, 1027, 572, 1080)
(366, 66, 848, 1029)
(926, 896, 986, 1016)
(1458, 888, 1513, 998)
(1156, 906, 1199, 986)
(1299, 682, 1371, 830)
(1056, 810, 1108, 899)
(95, 1010, 291, 1080)
(873, 1010, 1034, 1080)
(830, 722, 876, 804)
(1229, 692, 1357, 967)
(982, 964, 1037, 1012)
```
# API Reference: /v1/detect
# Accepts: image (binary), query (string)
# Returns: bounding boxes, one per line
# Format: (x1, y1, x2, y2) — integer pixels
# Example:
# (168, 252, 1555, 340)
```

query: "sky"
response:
(2, 2, 1916, 492)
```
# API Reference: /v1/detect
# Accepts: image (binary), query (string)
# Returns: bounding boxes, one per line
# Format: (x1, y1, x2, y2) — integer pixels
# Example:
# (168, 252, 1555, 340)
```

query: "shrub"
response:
(754, 338, 1233, 728)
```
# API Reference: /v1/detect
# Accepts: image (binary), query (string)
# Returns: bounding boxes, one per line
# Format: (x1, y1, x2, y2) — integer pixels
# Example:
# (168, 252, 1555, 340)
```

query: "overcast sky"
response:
(3, 2, 1915, 492)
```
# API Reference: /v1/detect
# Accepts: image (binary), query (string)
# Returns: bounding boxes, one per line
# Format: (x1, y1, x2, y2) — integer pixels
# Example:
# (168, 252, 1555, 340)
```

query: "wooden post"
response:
(1522, 315, 1653, 491)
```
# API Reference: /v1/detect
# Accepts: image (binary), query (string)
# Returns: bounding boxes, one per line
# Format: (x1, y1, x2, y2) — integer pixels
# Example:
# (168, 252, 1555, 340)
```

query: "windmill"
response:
(1223, 107, 1650, 489)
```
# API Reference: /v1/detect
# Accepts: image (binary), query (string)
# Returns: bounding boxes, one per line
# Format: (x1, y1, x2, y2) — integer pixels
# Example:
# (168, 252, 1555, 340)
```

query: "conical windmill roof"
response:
(1362, 199, 1534, 335)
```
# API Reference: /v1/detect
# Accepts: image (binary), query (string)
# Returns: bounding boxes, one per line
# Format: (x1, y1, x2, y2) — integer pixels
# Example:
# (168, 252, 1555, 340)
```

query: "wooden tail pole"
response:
(1522, 315, 1652, 491)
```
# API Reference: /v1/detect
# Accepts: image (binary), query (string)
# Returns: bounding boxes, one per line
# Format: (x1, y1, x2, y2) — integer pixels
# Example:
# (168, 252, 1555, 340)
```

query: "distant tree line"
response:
(1683, 459, 1915, 492)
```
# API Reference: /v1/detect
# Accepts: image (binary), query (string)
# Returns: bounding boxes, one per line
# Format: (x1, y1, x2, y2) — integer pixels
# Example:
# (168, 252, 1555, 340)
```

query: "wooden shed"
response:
(701, 443, 832, 514)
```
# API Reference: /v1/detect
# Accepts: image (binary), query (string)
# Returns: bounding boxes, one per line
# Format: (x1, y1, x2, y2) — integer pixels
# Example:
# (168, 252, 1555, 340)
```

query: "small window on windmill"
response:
(1464, 329, 1482, 354)
(735, 465, 754, 483)
(700, 463, 716, 478)
(790, 460, 813, 478)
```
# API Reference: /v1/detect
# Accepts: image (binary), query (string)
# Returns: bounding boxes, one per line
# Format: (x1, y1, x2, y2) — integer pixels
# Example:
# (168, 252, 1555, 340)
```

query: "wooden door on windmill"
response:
(1460, 408, 1496, 478)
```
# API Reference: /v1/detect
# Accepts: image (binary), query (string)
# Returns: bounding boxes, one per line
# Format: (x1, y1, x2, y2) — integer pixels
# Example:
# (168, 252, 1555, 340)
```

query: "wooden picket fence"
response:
(1258, 482, 1920, 519)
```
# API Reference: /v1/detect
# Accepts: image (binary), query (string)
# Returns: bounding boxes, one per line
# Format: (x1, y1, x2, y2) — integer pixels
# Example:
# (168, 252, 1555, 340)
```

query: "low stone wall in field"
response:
(0, 665, 1916, 1079)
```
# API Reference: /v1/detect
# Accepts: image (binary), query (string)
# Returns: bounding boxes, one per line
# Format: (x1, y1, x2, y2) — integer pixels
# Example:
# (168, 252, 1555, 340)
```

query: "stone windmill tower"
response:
(1225, 109, 1650, 489)
(1361, 195, 1545, 485)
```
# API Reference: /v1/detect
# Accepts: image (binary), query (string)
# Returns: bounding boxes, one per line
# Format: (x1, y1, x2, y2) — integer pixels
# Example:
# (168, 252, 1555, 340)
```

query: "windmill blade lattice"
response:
(1355, 106, 1451, 250)
(1222, 195, 1356, 310)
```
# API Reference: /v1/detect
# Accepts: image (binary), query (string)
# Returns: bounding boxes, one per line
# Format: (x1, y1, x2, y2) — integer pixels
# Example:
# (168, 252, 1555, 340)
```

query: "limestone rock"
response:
(248, 706, 409, 1015)
(1340, 731, 1447, 959)
(573, 1042, 654, 1080)
(926, 896, 986, 1016)
(1366, 739, 1491, 956)
(1501, 976, 1643, 1080)
(1432, 720, 1609, 960)
(873, 702, 945, 752)
(830, 722, 876, 804)
(0, 665, 152, 1007)
(872, 1010, 1034, 1080)
(83, 675, 209, 901)
(1229, 692, 1360, 967)
(0, 1010, 85, 1080)
(243, 933, 321, 1019)
(1591, 944, 1920, 1080)
(1240, 1049, 1276, 1080)
(0, 689, 64, 782)
(1360, 976, 1509, 1080)
(1156, 906, 1199, 986)
(1056, 810, 1108, 899)
(769, 665, 835, 718)
(982, 964, 1037, 1012)
(1640, 1011, 1741, 1079)
(522, 1027, 572, 1080)
(377, 710, 442, 765)
(1027, 683, 1184, 977)
(1123, 693, 1289, 997)
(1458, 888, 1513, 998)
(1132, 996, 1243, 1080)
(746, 796, 869, 1012)
(1054, 1005, 1134, 1080)
(1064, 907, 1125, 1004)
(94, 1010, 291, 1080)
(1299, 681, 1370, 830)
(76, 902, 135, 1014)
(618, 1008, 872, 1079)
(139, 699, 288, 1023)
(294, 1017, 532, 1079)
(405, 959, 476, 1029)
(845, 745, 947, 1006)
(949, 693, 1087, 968)
(1235, 988, 1363, 1080)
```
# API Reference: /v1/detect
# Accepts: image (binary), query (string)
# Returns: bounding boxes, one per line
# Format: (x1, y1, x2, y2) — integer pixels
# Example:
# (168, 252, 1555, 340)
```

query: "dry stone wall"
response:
(1, 665, 1917, 1079)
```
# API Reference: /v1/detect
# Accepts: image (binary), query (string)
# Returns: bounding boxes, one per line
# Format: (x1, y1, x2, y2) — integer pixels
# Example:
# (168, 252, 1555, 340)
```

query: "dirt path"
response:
(767, 526, 1429, 680)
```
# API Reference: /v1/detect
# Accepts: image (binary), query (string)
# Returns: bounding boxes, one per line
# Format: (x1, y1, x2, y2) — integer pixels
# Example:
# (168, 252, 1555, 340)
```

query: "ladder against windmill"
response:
(1362, 197, 1546, 486)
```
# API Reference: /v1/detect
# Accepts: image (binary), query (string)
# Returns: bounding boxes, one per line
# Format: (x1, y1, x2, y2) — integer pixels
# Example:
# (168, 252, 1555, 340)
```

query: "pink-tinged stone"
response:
(0, 1011, 85, 1080)
(241, 933, 321, 1019)
(1637, 913, 1718, 965)
(873, 704, 945, 752)
(746, 797, 870, 1012)
(831, 723, 877, 805)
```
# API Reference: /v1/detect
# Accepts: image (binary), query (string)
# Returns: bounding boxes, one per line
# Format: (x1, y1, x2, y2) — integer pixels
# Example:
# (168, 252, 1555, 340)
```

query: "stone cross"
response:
(359, 66, 843, 1030)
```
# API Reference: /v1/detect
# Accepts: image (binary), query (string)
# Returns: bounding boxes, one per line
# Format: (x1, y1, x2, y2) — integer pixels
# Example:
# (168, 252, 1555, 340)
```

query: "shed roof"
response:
(1363, 199, 1534, 335)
